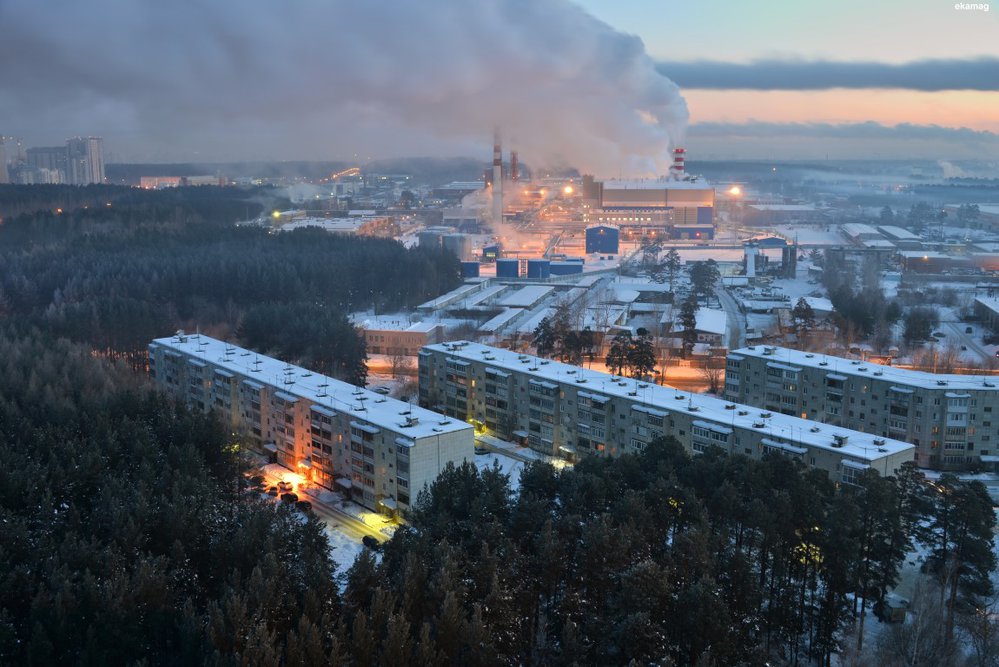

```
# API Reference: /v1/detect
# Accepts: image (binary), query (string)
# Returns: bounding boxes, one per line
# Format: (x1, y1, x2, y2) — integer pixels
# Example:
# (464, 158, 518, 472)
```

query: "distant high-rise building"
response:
(26, 146, 68, 180)
(66, 137, 104, 185)
(0, 138, 8, 184)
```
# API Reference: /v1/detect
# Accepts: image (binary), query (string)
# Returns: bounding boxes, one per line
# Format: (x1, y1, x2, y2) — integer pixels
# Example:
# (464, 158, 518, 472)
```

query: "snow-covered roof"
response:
(425, 341, 912, 463)
(479, 308, 525, 333)
(877, 226, 921, 241)
(803, 297, 834, 314)
(355, 316, 441, 333)
(672, 308, 727, 336)
(732, 345, 999, 392)
(151, 334, 470, 439)
(862, 239, 896, 249)
(499, 285, 555, 308)
(841, 223, 881, 238)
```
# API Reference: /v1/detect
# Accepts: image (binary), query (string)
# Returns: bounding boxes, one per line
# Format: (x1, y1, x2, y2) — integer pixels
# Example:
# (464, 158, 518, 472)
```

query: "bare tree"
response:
(959, 594, 999, 667)
(389, 351, 411, 380)
(874, 579, 957, 667)
(700, 363, 724, 394)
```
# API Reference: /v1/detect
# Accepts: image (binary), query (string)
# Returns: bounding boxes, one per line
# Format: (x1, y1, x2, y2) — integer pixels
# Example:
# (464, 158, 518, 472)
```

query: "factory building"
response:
(724, 345, 999, 471)
(356, 317, 446, 356)
(582, 149, 716, 237)
(585, 224, 620, 254)
(148, 333, 473, 515)
(419, 342, 914, 481)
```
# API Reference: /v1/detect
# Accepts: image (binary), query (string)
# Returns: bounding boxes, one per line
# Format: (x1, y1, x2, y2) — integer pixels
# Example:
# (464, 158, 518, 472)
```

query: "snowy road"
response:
(716, 286, 746, 349)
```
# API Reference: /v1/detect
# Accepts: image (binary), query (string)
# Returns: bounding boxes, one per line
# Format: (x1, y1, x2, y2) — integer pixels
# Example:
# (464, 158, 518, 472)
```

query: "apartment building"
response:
(148, 332, 473, 515)
(419, 341, 914, 484)
(724, 345, 999, 470)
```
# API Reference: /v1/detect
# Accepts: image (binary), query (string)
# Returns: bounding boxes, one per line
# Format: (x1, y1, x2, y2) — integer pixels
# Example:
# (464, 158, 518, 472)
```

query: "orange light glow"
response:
(563, 185, 574, 195)
(728, 186, 742, 196)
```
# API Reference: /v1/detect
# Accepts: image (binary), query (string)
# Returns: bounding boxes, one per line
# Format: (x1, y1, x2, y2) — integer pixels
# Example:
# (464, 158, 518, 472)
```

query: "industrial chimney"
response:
(670, 147, 686, 180)
(510, 150, 519, 182)
(492, 129, 504, 223)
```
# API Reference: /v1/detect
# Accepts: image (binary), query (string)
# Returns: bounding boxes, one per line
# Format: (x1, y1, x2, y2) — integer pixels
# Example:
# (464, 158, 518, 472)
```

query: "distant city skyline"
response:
(0, 0, 996, 167)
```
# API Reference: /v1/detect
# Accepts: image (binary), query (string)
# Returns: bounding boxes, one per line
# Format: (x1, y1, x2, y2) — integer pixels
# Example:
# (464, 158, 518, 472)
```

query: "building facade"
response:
(149, 332, 473, 514)
(724, 345, 999, 470)
(419, 341, 913, 483)
(66, 136, 105, 185)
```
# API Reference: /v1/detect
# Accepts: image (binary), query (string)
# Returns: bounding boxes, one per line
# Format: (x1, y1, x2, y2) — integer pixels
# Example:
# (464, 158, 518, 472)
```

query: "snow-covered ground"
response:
(325, 525, 366, 579)
(474, 450, 525, 491)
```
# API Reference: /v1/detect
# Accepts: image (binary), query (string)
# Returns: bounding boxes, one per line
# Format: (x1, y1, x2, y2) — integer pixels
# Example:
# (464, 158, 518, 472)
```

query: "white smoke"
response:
(0, 0, 688, 177)
(938, 160, 967, 179)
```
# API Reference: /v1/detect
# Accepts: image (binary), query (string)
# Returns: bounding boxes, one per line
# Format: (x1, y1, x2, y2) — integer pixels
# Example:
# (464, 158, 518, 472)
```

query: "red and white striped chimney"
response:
(670, 147, 685, 179)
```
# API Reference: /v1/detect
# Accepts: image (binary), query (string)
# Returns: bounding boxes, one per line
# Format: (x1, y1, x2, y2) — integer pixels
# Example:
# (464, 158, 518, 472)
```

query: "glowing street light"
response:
(728, 185, 742, 196)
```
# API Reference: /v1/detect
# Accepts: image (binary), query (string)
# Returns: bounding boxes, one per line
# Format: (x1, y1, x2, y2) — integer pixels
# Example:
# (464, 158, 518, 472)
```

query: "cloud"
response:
(685, 121, 999, 159)
(689, 121, 999, 142)
(656, 57, 999, 91)
(0, 0, 687, 173)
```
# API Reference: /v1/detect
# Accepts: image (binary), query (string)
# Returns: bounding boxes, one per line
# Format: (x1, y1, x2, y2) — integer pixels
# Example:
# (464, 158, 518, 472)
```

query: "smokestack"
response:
(510, 150, 519, 182)
(492, 128, 503, 223)
(670, 147, 685, 180)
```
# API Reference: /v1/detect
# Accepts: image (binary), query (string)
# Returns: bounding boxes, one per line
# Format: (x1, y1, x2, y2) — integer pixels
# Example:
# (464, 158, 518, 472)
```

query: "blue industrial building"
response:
(496, 258, 520, 278)
(460, 261, 481, 278)
(585, 225, 620, 254)
(526, 259, 551, 279)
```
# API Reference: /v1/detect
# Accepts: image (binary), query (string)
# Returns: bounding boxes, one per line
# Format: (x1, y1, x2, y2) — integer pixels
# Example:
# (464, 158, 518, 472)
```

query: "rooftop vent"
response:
(874, 371, 883, 376)
(805, 353, 815, 358)
(819, 362, 829, 367)
(937, 380, 948, 386)
(810, 426, 820, 433)
(832, 434, 848, 448)
(753, 421, 765, 428)
(738, 410, 749, 416)
(724, 404, 736, 410)
(760, 412, 772, 418)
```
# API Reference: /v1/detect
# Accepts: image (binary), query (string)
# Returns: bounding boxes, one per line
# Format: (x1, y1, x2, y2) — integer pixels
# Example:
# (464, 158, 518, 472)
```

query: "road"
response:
(257, 469, 387, 542)
(716, 286, 747, 350)
(943, 320, 990, 364)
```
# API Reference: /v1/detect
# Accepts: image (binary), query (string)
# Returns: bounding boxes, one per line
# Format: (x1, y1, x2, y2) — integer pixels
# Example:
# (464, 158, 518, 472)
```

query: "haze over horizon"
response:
(2, 0, 997, 171)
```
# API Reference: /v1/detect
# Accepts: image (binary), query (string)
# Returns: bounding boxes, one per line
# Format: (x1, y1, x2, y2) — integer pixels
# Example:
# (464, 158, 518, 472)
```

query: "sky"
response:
(1, 0, 997, 168)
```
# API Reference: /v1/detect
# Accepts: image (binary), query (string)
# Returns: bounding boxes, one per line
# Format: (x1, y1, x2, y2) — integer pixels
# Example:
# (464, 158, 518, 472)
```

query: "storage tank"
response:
(585, 225, 620, 254)
(460, 261, 480, 278)
(526, 259, 551, 279)
(495, 258, 520, 278)
(549, 261, 584, 276)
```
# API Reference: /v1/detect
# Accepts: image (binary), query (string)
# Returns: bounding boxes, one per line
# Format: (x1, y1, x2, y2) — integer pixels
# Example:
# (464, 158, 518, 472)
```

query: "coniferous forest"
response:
(0, 184, 461, 382)
(0, 185, 996, 665)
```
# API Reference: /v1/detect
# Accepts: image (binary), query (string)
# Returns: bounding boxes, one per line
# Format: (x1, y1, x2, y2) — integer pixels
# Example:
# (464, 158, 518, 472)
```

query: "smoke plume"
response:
(0, 0, 688, 176)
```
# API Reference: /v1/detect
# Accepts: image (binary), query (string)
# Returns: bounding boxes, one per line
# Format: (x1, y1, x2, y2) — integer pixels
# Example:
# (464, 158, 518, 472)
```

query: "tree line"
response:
(0, 185, 462, 383)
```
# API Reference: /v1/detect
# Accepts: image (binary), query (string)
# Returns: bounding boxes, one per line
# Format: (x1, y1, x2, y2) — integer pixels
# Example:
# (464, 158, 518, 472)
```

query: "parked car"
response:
(362, 535, 381, 550)
(277, 480, 293, 492)
(280, 492, 299, 503)
(267, 486, 279, 496)
(295, 500, 313, 513)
